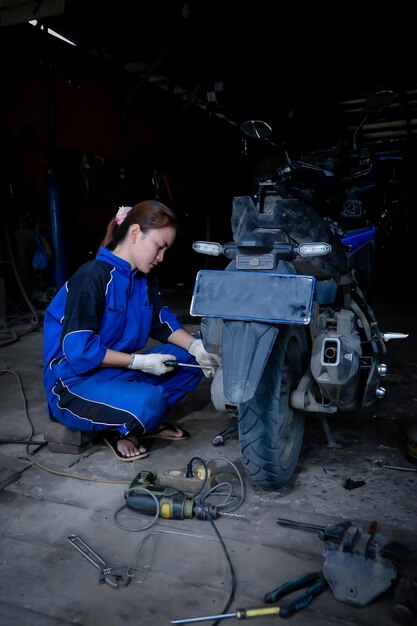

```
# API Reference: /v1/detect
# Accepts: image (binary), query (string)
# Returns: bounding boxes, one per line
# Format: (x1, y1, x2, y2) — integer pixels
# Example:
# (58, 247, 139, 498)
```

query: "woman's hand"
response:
(128, 353, 176, 375)
(188, 339, 221, 378)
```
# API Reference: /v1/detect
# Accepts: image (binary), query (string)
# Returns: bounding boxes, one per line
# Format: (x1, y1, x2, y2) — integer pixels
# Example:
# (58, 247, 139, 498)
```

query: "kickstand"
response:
(211, 423, 238, 447)
(319, 415, 342, 449)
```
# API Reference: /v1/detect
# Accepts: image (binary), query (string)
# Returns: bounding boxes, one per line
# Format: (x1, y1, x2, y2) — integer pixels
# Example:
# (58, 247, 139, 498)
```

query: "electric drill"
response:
(125, 470, 219, 520)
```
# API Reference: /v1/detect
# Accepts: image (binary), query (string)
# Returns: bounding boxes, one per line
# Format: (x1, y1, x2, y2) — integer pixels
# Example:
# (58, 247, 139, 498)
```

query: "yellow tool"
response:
(125, 470, 243, 520)
(172, 572, 328, 623)
(172, 605, 282, 623)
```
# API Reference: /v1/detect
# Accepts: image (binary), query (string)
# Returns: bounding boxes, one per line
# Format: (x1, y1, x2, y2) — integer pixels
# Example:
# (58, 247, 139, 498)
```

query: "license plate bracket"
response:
(190, 270, 315, 324)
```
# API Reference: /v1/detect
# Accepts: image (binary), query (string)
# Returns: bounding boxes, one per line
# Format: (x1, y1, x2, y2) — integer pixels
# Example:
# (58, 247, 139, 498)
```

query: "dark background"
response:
(1, 0, 416, 304)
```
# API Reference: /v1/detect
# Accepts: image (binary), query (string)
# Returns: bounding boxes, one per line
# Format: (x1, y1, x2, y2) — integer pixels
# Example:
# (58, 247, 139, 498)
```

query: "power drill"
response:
(125, 470, 219, 520)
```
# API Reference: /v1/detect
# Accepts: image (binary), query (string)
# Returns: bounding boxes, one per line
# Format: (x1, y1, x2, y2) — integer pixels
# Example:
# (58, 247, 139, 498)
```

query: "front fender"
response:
(222, 320, 279, 404)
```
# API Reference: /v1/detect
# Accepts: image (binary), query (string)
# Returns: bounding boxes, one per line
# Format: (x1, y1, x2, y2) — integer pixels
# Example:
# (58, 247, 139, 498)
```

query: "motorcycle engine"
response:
(310, 309, 362, 411)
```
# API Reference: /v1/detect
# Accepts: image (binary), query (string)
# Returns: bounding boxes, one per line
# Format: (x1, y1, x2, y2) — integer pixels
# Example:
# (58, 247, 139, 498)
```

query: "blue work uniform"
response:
(43, 247, 203, 437)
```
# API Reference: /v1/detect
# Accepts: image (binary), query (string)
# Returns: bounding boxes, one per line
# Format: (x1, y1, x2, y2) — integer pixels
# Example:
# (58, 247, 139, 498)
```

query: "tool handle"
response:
(236, 606, 281, 619)
(67, 535, 107, 569)
(279, 578, 328, 618)
(276, 517, 325, 532)
(265, 571, 322, 603)
(164, 360, 206, 369)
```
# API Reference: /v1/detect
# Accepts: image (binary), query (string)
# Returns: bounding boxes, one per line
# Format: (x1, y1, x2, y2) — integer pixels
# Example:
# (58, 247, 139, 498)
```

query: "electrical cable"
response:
(187, 455, 246, 513)
(128, 528, 220, 585)
(1, 211, 39, 331)
(0, 367, 130, 485)
(128, 528, 160, 583)
(118, 482, 238, 620)
(116, 455, 244, 621)
(185, 455, 244, 623)
(4, 365, 239, 615)
(207, 513, 237, 626)
(25, 451, 131, 484)
(0, 323, 19, 346)
(0, 439, 47, 447)
(0, 367, 35, 437)
(113, 486, 161, 532)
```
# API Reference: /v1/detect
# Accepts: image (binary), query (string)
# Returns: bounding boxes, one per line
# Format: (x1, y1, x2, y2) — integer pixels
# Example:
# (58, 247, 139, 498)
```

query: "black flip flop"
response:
(103, 433, 149, 461)
(141, 422, 190, 441)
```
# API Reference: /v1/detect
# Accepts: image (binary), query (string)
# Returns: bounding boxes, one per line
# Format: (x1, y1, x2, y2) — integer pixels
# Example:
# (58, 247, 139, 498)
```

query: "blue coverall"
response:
(43, 247, 203, 437)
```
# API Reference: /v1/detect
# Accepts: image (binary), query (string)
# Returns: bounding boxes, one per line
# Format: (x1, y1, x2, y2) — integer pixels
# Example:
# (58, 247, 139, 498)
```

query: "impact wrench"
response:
(125, 470, 244, 520)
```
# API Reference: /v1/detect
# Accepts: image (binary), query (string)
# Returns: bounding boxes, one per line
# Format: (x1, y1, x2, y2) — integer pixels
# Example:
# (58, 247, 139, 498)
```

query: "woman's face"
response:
(132, 225, 176, 274)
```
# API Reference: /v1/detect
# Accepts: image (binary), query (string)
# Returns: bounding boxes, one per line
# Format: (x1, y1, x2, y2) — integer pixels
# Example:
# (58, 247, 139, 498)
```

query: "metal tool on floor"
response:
(378, 462, 417, 473)
(277, 517, 352, 542)
(171, 606, 282, 623)
(211, 423, 238, 446)
(67, 535, 131, 589)
(264, 570, 328, 615)
(125, 470, 244, 520)
(171, 572, 328, 623)
(277, 517, 400, 607)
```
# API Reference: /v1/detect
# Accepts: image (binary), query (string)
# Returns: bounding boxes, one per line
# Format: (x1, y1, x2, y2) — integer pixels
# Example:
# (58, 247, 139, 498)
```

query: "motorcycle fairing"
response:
(231, 196, 348, 277)
(222, 320, 279, 404)
(341, 225, 375, 253)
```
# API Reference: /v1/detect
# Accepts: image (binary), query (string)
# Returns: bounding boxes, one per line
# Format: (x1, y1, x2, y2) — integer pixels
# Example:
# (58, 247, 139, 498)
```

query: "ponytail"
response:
(100, 200, 177, 251)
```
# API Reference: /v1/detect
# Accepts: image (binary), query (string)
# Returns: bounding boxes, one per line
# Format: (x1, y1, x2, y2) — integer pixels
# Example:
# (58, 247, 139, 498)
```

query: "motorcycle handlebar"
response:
(268, 156, 373, 186)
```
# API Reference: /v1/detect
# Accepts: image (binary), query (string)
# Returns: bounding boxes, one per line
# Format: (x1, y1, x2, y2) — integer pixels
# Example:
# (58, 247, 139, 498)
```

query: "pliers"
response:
(264, 571, 328, 618)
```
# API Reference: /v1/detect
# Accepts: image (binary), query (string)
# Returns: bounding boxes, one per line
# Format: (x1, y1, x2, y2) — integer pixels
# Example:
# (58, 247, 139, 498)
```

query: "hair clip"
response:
(115, 206, 132, 225)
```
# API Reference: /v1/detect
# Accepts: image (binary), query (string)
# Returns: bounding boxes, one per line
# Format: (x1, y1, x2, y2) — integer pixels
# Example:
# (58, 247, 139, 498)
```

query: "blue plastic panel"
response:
(190, 270, 315, 324)
(341, 226, 375, 253)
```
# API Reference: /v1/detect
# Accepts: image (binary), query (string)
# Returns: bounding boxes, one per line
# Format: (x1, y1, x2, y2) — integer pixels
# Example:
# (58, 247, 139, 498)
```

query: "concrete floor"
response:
(0, 290, 416, 626)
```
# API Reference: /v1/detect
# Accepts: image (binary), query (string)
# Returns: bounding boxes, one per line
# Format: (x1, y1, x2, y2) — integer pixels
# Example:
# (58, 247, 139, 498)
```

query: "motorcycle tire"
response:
(238, 324, 308, 490)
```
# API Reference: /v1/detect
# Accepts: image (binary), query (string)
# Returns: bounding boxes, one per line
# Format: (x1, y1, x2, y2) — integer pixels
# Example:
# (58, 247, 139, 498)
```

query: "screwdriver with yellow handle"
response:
(171, 572, 327, 623)
(171, 605, 282, 624)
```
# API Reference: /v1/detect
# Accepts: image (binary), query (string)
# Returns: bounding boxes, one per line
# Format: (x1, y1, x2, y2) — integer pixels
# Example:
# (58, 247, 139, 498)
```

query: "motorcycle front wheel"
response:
(238, 324, 308, 490)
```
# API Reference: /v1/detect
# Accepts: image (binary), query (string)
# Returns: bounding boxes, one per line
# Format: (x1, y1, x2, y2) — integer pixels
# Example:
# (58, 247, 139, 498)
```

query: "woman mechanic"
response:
(43, 200, 220, 461)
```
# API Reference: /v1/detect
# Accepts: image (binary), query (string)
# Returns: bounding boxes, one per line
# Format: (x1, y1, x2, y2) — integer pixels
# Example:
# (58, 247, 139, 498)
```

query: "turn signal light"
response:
(192, 241, 223, 256)
(296, 242, 332, 257)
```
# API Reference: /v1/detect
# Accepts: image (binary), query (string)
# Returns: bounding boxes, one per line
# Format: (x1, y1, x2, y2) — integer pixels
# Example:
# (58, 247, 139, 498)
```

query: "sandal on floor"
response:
(142, 422, 190, 441)
(103, 433, 149, 461)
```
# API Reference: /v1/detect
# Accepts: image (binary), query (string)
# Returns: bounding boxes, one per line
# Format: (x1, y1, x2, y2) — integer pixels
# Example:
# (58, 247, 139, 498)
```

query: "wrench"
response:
(67, 534, 131, 589)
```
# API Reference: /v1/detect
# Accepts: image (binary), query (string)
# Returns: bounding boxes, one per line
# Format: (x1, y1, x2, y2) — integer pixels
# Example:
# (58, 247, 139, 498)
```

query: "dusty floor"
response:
(0, 289, 416, 626)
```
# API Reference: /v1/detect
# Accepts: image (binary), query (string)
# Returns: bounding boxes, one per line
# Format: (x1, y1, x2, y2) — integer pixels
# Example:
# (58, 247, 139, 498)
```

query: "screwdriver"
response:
(164, 360, 210, 369)
(277, 517, 352, 542)
(171, 606, 282, 624)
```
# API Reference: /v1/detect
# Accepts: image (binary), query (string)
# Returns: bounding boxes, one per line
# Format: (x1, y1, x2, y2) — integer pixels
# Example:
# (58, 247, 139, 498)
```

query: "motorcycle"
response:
(189, 91, 408, 490)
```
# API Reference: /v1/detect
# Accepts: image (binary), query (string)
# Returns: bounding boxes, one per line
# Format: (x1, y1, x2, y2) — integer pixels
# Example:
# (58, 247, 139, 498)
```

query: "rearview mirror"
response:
(364, 90, 395, 113)
(240, 120, 273, 140)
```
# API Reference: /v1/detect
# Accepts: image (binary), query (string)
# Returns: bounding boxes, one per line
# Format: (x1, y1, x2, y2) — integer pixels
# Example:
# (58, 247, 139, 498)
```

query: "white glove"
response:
(127, 353, 176, 376)
(188, 339, 221, 378)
